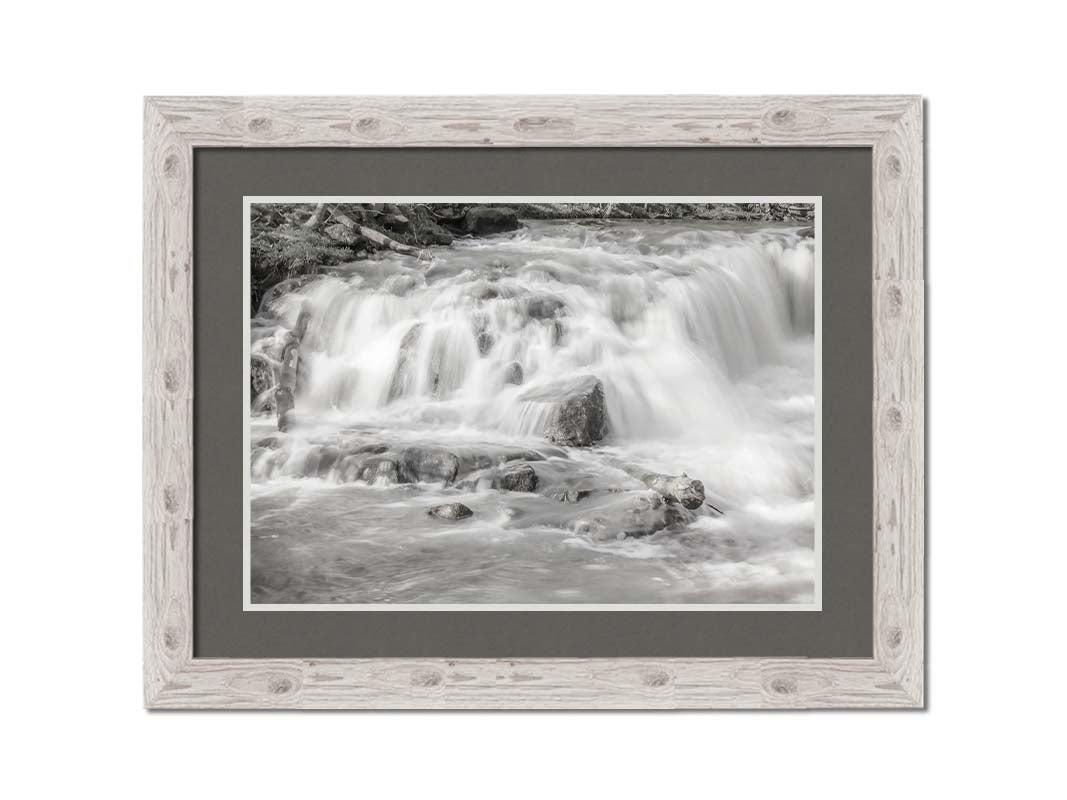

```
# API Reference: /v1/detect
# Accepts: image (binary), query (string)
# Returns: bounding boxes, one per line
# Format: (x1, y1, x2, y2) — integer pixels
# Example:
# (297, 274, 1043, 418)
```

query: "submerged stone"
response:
(428, 502, 473, 521)
(494, 463, 538, 493)
(572, 490, 668, 542)
(526, 296, 566, 320)
(399, 446, 461, 485)
(503, 361, 524, 385)
(546, 487, 593, 503)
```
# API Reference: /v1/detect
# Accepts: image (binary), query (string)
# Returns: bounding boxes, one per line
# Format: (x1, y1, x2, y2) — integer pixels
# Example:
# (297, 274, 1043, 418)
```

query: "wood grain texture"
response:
(145, 95, 918, 148)
(143, 99, 195, 705)
(143, 95, 924, 709)
(871, 100, 925, 704)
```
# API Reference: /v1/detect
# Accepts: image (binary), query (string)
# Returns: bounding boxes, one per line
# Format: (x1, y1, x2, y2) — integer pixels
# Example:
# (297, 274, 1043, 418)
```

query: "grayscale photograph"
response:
(247, 199, 819, 607)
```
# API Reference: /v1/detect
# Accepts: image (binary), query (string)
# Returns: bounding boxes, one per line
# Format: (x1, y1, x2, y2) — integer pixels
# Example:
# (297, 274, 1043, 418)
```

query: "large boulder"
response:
(464, 206, 520, 236)
(523, 376, 608, 447)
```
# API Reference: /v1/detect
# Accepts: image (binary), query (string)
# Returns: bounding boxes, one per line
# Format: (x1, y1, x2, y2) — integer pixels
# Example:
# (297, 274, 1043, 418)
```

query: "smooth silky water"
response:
(249, 219, 816, 604)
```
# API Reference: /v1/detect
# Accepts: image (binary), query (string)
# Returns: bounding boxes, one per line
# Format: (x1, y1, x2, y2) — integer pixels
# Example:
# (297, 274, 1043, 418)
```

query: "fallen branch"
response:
(302, 202, 327, 229)
(329, 206, 422, 257)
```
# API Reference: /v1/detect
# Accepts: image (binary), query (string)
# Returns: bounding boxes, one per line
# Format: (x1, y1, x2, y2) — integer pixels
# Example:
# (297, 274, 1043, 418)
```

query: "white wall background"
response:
(2, 1, 1063, 796)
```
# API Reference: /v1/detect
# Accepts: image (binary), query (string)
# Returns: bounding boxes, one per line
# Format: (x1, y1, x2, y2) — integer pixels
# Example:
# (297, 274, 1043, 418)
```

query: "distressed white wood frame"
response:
(144, 96, 923, 709)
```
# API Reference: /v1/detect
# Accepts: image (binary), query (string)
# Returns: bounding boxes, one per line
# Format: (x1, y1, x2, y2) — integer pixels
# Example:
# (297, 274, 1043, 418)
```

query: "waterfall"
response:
(252, 220, 815, 446)
(249, 218, 817, 605)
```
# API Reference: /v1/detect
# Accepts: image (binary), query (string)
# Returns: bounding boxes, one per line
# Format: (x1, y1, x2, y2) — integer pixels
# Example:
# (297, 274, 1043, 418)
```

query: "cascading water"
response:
(250, 219, 816, 604)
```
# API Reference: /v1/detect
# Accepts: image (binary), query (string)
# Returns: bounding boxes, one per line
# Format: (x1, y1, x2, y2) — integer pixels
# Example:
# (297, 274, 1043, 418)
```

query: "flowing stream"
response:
(249, 219, 816, 604)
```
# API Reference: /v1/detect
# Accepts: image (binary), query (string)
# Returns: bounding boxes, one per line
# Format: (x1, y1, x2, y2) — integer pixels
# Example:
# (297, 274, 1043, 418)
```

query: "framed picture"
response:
(144, 96, 924, 708)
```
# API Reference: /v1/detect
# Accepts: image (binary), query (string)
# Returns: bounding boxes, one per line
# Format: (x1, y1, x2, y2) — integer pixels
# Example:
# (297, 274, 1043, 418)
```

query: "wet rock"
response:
(336, 455, 364, 483)
(611, 461, 706, 510)
(293, 307, 313, 340)
(399, 446, 461, 485)
(798, 226, 815, 239)
(251, 446, 289, 481)
(551, 320, 565, 346)
(428, 502, 473, 521)
(664, 503, 697, 528)
(249, 447, 269, 474)
(454, 445, 550, 475)
(315, 446, 341, 477)
(476, 331, 494, 355)
(347, 442, 389, 456)
(303, 446, 342, 479)
(526, 296, 566, 320)
(279, 338, 301, 389)
(274, 332, 303, 431)
(546, 487, 592, 503)
(360, 456, 400, 484)
(523, 376, 608, 447)
(503, 361, 524, 385)
(645, 473, 705, 510)
(572, 490, 668, 542)
(494, 463, 538, 493)
(250, 356, 275, 409)
(464, 206, 520, 236)
(383, 273, 419, 296)
(388, 323, 423, 401)
(257, 276, 320, 316)
(275, 386, 295, 431)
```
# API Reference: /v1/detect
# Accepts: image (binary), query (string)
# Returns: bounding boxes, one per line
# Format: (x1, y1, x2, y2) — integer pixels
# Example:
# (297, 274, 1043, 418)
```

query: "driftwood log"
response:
(302, 202, 328, 229)
(328, 206, 423, 257)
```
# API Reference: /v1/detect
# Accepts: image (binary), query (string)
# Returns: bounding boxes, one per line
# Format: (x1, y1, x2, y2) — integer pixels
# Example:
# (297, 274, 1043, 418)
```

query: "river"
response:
(249, 218, 816, 605)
